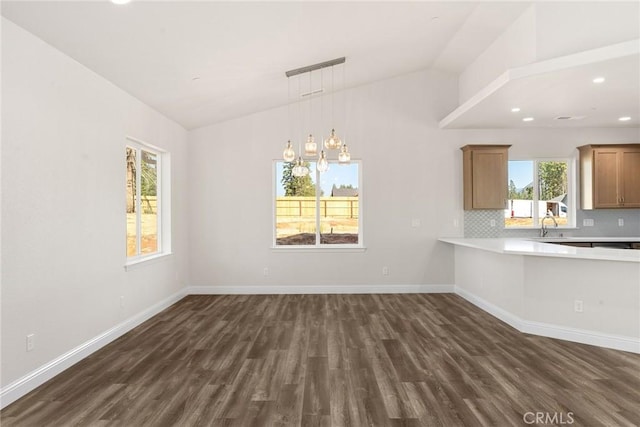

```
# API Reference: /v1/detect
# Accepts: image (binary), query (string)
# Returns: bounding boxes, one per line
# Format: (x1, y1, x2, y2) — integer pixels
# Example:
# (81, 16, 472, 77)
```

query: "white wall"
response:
(453, 245, 640, 351)
(454, 246, 524, 318)
(458, 5, 536, 104)
(188, 69, 461, 289)
(1, 18, 189, 390)
(523, 257, 639, 338)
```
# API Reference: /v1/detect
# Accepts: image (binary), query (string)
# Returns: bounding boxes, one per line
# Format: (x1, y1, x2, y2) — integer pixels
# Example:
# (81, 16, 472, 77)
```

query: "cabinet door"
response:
(593, 149, 620, 208)
(472, 150, 507, 209)
(620, 148, 640, 207)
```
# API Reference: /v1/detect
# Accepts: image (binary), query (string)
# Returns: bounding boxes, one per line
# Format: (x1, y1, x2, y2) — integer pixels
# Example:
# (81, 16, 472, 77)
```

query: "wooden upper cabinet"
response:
(620, 148, 640, 207)
(579, 144, 640, 209)
(461, 145, 510, 210)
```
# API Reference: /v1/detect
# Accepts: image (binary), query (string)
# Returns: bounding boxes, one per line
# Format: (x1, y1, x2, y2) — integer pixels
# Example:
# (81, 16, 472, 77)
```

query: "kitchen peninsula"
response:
(440, 237, 640, 353)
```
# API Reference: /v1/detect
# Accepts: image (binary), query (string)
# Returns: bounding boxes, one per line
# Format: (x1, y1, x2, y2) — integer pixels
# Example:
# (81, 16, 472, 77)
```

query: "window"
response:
(505, 159, 574, 228)
(126, 139, 170, 260)
(274, 160, 361, 247)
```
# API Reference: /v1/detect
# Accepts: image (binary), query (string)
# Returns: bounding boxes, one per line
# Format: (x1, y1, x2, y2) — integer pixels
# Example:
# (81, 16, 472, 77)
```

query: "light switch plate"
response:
(583, 219, 594, 227)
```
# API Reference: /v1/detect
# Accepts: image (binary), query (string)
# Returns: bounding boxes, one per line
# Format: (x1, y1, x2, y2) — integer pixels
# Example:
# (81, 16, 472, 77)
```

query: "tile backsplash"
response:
(464, 209, 640, 238)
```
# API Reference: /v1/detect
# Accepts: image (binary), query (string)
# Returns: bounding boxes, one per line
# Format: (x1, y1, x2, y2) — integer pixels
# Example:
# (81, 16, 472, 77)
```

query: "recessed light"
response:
(522, 117, 534, 122)
(111, 0, 131, 4)
(619, 116, 631, 121)
(511, 107, 521, 112)
(592, 77, 605, 84)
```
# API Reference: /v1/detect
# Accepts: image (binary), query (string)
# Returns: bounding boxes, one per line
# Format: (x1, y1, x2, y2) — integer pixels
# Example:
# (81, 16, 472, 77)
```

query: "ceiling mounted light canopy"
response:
(281, 57, 351, 176)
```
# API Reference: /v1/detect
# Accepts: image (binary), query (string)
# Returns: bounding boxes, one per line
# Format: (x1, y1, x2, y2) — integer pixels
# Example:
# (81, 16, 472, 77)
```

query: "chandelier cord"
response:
(342, 62, 346, 145)
(331, 66, 335, 131)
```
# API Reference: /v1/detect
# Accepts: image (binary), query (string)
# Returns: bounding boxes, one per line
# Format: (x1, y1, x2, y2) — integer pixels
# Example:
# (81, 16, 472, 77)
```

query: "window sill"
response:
(125, 252, 173, 271)
(271, 246, 367, 253)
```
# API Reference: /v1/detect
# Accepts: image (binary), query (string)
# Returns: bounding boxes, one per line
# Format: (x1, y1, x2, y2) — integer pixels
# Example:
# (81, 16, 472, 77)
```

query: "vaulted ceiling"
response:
(2, 2, 638, 131)
(1, 1, 529, 129)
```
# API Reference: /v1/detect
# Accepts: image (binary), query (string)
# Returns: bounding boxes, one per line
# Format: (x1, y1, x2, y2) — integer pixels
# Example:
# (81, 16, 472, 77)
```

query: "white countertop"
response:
(439, 237, 640, 263)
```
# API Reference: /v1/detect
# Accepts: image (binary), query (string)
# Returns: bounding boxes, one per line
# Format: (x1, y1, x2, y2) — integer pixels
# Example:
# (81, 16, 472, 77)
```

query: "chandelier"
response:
(282, 57, 351, 177)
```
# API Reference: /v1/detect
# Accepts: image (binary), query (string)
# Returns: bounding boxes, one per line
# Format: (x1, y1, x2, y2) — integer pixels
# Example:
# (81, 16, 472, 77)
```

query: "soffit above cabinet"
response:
(440, 40, 640, 129)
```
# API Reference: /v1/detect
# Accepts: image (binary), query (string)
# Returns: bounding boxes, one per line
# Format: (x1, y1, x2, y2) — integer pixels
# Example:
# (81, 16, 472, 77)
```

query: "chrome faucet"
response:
(540, 211, 558, 237)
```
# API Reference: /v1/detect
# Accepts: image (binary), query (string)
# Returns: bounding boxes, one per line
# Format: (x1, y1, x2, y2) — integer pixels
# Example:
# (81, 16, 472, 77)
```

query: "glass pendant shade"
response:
(283, 140, 296, 162)
(304, 134, 317, 156)
(292, 157, 310, 177)
(317, 150, 329, 172)
(338, 144, 351, 164)
(324, 128, 342, 150)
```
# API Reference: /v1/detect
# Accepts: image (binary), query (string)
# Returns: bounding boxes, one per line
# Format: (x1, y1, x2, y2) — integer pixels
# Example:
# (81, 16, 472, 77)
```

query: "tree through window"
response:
(126, 141, 164, 258)
(505, 159, 572, 228)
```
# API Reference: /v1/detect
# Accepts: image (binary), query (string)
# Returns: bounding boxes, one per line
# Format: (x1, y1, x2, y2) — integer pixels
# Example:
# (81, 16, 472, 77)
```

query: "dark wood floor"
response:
(2, 294, 639, 426)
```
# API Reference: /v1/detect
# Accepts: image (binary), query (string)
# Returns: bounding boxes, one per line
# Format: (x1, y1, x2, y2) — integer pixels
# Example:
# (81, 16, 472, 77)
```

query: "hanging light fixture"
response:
(283, 76, 296, 162)
(324, 128, 341, 150)
(281, 57, 351, 173)
(324, 64, 342, 150)
(304, 70, 318, 156)
(283, 140, 295, 163)
(338, 62, 350, 164)
(304, 134, 317, 156)
(317, 150, 329, 172)
(338, 144, 351, 164)
(292, 156, 309, 177)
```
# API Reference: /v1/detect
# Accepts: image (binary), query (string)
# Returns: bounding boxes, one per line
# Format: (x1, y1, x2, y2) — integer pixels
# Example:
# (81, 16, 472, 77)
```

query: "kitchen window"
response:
(505, 158, 575, 228)
(126, 138, 171, 263)
(274, 160, 362, 247)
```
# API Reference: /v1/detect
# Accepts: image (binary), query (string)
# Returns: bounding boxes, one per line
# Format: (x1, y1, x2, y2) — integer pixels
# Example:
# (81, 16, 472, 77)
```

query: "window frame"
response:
(505, 156, 576, 229)
(272, 159, 364, 250)
(125, 137, 172, 267)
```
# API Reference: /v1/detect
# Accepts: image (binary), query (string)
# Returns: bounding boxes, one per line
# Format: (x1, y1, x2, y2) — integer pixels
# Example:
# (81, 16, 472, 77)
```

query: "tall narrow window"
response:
(506, 159, 573, 228)
(126, 140, 168, 260)
(275, 161, 361, 247)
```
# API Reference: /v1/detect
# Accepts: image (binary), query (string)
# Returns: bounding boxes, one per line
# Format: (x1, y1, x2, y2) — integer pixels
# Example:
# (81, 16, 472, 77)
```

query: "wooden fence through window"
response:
(276, 197, 358, 218)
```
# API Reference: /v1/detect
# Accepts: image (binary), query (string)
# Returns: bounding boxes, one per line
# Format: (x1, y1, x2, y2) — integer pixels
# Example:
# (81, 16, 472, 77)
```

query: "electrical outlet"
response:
(382, 266, 389, 276)
(411, 218, 421, 228)
(120, 296, 125, 308)
(490, 220, 496, 227)
(26, 334, 35, 352)
(583, 219, 594, 227)
(263, 267, 269, 276)
(574, 300, 583, 313)
(453, 218, 459, 228)
(618, 218, 624, 227)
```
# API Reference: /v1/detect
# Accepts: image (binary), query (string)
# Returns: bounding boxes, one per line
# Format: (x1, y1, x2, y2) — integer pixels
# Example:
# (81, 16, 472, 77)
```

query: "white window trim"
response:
(505, 156, 576, 229)
(125, 136, 172, 268)
(272, 159, 364, 249)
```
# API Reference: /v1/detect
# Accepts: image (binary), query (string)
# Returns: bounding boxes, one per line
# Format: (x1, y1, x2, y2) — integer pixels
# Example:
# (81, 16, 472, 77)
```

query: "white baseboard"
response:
(455, 286, 640, 354)
(0, 289, 187, 410)
(187, 284, 454, 295)
(454, 286, 524, 331)
(522, 320, 640, 354)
